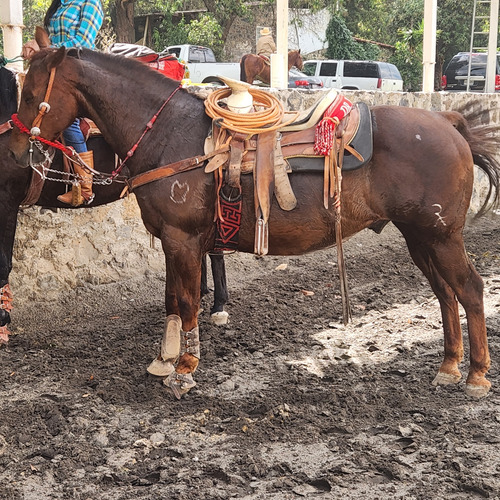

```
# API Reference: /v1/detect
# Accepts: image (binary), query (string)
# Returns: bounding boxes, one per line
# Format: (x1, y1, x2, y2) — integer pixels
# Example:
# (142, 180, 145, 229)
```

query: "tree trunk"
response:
(112, 0, 136, 43)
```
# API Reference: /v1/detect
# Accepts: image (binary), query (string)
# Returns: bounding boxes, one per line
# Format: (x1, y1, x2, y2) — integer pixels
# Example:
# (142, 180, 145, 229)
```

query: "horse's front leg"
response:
(0, 204, 20, 344)
(147, 233, 203, 398)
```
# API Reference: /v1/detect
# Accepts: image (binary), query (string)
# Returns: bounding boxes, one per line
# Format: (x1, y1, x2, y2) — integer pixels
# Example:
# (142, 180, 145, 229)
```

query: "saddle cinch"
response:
(204, 85, 373, 255)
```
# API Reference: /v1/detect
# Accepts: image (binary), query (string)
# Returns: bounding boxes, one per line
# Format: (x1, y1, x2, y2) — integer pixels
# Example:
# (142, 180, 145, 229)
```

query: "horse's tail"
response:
(240, 55, 249, 83)
(441, 110, 500, 218)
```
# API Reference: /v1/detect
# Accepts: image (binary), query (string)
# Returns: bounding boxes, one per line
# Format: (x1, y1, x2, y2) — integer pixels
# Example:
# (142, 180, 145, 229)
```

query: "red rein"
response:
(11, 113, 75, 157)
(12, 84, 182, 180)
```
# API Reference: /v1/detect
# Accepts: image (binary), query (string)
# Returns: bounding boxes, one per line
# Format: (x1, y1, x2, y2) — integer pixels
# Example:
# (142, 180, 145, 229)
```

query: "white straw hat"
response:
(260, 27, 271, 36)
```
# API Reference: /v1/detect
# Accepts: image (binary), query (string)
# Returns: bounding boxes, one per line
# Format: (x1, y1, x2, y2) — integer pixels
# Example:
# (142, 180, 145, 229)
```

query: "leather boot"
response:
(57, 151, 95, 206)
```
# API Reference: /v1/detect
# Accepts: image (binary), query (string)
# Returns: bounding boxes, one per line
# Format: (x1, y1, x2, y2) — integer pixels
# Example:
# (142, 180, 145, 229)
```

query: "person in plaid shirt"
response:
(22, 0, 103, 206)
(44, 0, 103, 50)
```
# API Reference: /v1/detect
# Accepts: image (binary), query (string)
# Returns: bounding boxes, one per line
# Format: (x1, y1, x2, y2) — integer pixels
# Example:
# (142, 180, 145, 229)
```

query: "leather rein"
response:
(11, 66, 227, 196)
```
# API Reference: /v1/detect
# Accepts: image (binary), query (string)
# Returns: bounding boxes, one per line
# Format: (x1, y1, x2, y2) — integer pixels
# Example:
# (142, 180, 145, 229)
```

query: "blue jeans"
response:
(63, 118, 87, 153)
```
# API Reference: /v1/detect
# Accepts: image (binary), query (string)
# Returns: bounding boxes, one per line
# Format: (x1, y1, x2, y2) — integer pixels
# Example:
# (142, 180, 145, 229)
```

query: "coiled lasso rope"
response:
(204, 87, 298, 135)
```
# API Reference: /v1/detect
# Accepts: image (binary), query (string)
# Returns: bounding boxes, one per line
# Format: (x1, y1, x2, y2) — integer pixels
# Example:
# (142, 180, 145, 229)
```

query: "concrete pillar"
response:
(272, 0, 288, 89)
(0, 0, 24, 72)
(422, 0, 437, 92)
(485, 0, 499, 93)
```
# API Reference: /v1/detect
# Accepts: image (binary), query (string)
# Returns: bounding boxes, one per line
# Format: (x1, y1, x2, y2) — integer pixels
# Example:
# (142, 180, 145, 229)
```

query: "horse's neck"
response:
(78, 80, 155, 157)
(68, 56, 210, 174)
(75, 63, 183, 162)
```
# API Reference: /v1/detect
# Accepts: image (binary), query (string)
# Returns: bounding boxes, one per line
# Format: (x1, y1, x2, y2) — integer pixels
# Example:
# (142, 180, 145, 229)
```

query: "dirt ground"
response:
(0, 212, 499, 500)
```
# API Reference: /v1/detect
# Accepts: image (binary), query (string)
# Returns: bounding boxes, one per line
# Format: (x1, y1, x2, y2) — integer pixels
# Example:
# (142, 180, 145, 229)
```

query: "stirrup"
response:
(83, 193, 95, 205)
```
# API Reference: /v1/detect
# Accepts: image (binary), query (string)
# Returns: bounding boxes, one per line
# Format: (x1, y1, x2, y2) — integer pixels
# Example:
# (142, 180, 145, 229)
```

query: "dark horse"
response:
(10, 29, 500, 399)
(0, 64, 228, 343)
(240, 50, 303, 84)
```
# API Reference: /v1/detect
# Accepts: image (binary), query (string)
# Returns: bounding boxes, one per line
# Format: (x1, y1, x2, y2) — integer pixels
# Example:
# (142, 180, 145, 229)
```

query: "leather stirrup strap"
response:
(253, 130, 276, 255)
(227, 132, 247, 189)
(254, 130, 276, 223)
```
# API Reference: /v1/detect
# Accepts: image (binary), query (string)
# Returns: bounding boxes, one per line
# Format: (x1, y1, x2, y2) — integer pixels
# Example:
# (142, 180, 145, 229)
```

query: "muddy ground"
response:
(0, 213, 499, 500)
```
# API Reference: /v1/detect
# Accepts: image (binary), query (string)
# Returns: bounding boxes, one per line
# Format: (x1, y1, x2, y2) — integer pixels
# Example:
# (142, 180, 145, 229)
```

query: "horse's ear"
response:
(35, 26, 51, 49)
(45, 46, 67, 71)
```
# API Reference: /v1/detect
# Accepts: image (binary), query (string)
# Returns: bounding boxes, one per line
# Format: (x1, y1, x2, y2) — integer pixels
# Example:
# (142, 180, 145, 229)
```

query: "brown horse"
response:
(240, 49, 303, 84)
(9, 28, 500, 399)
(0, 65, 228, 344)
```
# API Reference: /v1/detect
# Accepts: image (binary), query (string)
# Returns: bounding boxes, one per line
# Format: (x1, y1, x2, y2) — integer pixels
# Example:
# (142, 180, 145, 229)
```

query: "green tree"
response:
(342, 0, 390, 45)
(436, 0, 474, 74)
(390, 22, 424, 91)
(325, 15, 380, 60)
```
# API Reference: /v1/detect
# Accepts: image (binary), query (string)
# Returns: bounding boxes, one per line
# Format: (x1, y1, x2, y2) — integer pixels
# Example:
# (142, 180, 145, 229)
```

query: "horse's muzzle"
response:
(8, 147, 31, 168)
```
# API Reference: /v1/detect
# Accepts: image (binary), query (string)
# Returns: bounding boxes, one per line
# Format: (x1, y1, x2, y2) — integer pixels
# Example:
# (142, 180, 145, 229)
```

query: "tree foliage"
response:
(390, 22, 424, 91)
(4, 0, 498, 90)
(325, 15, 380, 60)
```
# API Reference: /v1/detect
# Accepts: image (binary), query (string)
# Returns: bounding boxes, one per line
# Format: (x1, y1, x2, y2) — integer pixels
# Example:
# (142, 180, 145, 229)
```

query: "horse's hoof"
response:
(147, 358, 175, 377)
(465, 377, 491, 398)
(164, 372, 196, 399)
(210, 311, 229, 326)
(432, 371, 461, 386)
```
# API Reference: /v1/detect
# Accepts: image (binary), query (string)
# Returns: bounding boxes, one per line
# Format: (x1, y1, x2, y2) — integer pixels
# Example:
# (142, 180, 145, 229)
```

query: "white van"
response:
(303, 60, 403, 91)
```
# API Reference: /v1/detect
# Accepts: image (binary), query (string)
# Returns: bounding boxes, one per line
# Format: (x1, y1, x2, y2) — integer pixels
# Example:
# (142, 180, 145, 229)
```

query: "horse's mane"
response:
(0, 66, 18, 123)
(81, 48, 180, 89)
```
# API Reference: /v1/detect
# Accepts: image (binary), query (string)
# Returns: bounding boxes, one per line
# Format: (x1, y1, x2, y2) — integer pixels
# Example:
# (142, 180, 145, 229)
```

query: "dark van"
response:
(442, 52, 500, 91)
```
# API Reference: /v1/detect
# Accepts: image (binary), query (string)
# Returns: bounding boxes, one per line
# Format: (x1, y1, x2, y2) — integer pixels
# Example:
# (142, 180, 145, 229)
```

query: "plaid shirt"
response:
(48, 0, 103, 49)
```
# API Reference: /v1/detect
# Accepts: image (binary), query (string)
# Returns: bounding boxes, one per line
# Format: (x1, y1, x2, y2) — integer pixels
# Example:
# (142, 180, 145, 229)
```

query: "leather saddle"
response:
(237, 101, 373, 174)
(206, 91, 374, 255)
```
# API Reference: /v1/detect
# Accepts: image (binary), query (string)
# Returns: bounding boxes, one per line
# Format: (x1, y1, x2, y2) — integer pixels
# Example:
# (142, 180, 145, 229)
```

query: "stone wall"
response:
(11, 90, 500, 304)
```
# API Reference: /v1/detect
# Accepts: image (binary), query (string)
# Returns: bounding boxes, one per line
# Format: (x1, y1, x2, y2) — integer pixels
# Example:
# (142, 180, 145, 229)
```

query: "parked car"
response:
(288, 68, 324, 89)
(441, 52, 500, 91)
(302, 59, 403, 91)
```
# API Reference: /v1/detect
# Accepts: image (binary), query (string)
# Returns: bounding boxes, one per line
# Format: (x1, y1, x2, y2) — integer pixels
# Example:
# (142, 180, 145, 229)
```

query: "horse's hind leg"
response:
(200, 254, 229, 325)
(209, 253, 229, 325)
(397, 225, 463, 383)
(396, 224, 490, 397)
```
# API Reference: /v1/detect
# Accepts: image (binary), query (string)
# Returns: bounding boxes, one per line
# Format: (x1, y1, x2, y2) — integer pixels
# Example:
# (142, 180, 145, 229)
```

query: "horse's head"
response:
(290, 50, 303, 71)
(9, 27, 81, 166)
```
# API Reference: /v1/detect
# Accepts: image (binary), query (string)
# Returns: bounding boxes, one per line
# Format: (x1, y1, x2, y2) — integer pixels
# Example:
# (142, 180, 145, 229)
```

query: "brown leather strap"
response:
(127, 145, 230, 192)
(228, 136, 245, 189)
(31, 67, 57, 133)
(0, 121, 13, 135)
(254, 130, 276, 222)
(21, 164, 47, 206)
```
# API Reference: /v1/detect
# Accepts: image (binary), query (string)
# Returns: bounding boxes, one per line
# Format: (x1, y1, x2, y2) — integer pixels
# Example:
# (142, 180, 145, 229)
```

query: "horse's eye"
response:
(23, 94, 34, 105)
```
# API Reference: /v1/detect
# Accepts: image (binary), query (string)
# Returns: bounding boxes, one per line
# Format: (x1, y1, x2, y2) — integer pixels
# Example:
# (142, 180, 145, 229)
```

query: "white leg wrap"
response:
(147, 314, 182, 377)
(161, 314, 182, 361)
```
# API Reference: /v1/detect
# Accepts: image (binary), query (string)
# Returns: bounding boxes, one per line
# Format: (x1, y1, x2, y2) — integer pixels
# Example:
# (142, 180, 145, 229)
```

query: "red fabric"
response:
(135, 54, 186, 81)
(314, 95, 353, 156)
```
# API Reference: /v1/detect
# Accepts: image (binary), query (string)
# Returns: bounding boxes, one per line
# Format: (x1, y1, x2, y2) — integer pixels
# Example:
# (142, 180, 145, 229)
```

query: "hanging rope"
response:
(0, 55, 23, 68)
